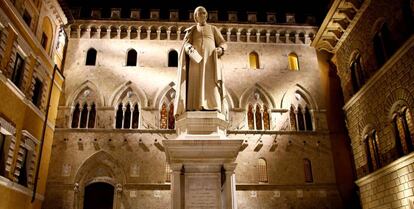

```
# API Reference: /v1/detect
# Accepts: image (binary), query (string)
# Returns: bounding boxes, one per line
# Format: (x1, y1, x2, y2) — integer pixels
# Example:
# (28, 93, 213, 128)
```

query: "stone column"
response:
(107, 29, 111, 39)
(305, 34, 310, 44)
(246, 32, 251, 42)
(223, 164, 237, 209)
(226, 31, 231, 41)
(266, 32, 270, 43)
(147, 30, 151, 40)
(275, 32, 280, 43)
(96, 28, 101, 39)
(77, 28, 81, 38)
(117, 29, 121, 39)
(167, 30, 171, 40)
(177, 31, 181, 40)
(256, 33, 260, 43)
(86, 28, 91, 38)
(171, 163, 183, 209)
(295, 33, 300, 44)
(127, 29, 131, 39)
(286, 33, 290, 43)
(236, 32, 240, 42)
(157, 29, 161, 40)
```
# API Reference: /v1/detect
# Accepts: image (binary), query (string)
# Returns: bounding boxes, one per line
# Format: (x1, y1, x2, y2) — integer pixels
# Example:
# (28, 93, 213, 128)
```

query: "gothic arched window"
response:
(168, 50, 178, 67)
(373, 23, 392, 67)
(71, 103, 81, 128)
(290, 106, 297, 131)
(247, 104, 254, 130)
(297, 106, 305, 131)
(304, 107, 313, 131)
(132, 104, 139, 129)
(115, 103, 123, 129)
(126, 49, 137, 66)
(123, 103, 132, 129)
(87, 103, 96, 128)
(159, 102, 175, 129)
(85, 48, 97, 66)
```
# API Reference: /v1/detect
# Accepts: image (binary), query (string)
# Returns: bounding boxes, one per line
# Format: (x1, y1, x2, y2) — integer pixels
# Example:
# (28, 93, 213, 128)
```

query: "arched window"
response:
(123, 103, 131, 129)
(255, 104, 263, 130)
(263, 105, 270, 130)
(257, 158, 268, 183)
(126, 49, 137, 66)
(350, 53, 365, 93)
(115, 103, 123, 129)
(303, 158, 313, 183)
(373, 23, 392, 67)
(79, 103, 88, 128)
(160, 103, 168, 129)
(168, 50, 178, 67)
(159, 102, 175, 129)
(71, 103, 80, 128)
(364, 130, 381, 172)
(86, 48, 97, 66)
(87, 103, 96, 128)
(288, 53, 299, 71)
(297, 106, 305, 131)
(249, 51, 259, 69)
(392, 107, 414, 156)
(247, 104, 254, 130)
(304, 107, 313, 131)
(116, 103, 139, 129)
(168, 103, 175, 129)
(132, 104, 139, 129)
(41, 17, 53, 53)
(290, 106, 297, 131)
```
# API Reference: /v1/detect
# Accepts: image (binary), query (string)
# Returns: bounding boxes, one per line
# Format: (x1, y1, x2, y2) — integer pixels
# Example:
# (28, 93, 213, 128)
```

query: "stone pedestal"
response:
(164, 111, 242, 209)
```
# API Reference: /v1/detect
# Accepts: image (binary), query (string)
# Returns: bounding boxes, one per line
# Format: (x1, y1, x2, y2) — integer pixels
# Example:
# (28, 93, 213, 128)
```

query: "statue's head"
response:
(194, 6, 208, 25)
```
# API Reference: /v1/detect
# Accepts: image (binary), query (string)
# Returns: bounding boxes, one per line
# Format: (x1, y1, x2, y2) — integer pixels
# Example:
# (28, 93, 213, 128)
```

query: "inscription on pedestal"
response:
(186, 174, 220, 209)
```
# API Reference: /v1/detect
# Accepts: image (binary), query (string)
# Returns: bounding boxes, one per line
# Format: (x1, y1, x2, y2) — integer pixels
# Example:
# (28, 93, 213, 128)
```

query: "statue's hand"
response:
(216, 47, 224, 56)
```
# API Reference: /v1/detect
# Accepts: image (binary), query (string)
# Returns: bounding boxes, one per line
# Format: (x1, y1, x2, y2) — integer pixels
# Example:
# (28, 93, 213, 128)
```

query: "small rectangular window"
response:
(17, 147, 28, 186)
(22, 10, 32, 27)
(11, 53, 25, 88)
(41, 32, 48, 50)
(32, 78, 43, 107)
(0, 133, 6, 176)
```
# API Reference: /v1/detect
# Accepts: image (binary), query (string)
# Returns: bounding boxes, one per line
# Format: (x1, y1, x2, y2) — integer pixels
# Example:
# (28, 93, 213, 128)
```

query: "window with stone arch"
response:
(373, 22, 392, 67)
(115, 90, 140, 129)
(247, 92, 271, 130)
(288, 52, 299, 71)
(126, 49, 137, 66)
(160, 89, 176, 129)
(249, 51, 260, 69)
(289, 92, 313, 131)
(85, 48, 97, 66)
(391, 105, 414, 156)
(71, 89, 97, 128)
(303, 158, 313, 183)
(257, 158, 268, 183)
(349, 51, 365, 93)
(364, 130, 381, 173)
(168, 50, 178, 67)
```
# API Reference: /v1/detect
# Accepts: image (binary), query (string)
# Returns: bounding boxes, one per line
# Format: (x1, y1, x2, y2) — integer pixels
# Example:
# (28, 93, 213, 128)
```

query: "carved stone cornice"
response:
(311, 0, 370, 53)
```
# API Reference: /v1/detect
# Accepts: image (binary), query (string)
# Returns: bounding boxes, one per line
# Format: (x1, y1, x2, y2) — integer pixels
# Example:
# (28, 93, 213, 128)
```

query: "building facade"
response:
(42, 7, 351, 209)
(0, 0, 67, 209)
(313, 0, 414, 208)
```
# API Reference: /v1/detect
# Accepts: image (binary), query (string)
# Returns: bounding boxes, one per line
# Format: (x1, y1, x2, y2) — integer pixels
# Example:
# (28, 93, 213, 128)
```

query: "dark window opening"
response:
(17, 148, 28, 187)
(41, 32, 48, 50)
(123, 103, 131, 128)
(115, 103, 123, 129)
(0, 133, 6, 176)
(83, 182, 114, 209)
(373, 24, 392, 68)
(126, 49, 137, 66)
(11, 53, 25, 88)
(88, 103, 96, 128)
(32, 78, 43, 107)
(132, 104, 139, 129)
(304, 159, 313, 183)
(168, 50, 178, 67)
(22, 10, 32, 27)
(79, 103, 88, 128)
(305, 107, 313, 131)
(86, 48, 97, 66)
(71, 103, 80, 128)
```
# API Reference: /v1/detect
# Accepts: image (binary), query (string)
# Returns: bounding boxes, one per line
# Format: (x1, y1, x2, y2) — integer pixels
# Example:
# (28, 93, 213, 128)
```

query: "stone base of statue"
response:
(175, 111, 229, 139)
(164, 111, 243, 209)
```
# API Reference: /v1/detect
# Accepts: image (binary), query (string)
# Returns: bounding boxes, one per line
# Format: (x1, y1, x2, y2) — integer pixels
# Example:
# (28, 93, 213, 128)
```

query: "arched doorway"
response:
(83, 182, 114, 209)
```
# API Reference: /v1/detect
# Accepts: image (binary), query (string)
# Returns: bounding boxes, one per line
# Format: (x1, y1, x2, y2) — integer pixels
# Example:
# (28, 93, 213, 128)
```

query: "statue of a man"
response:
(174, 6, 227, 116)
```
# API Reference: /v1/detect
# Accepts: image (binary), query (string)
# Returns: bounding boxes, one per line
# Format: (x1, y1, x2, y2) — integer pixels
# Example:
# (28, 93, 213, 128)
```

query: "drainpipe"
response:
(31, 64, 59, 202)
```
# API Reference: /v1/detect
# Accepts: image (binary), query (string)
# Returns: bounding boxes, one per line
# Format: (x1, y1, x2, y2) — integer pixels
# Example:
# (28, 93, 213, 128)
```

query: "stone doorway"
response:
(83, 182, 115, 209)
